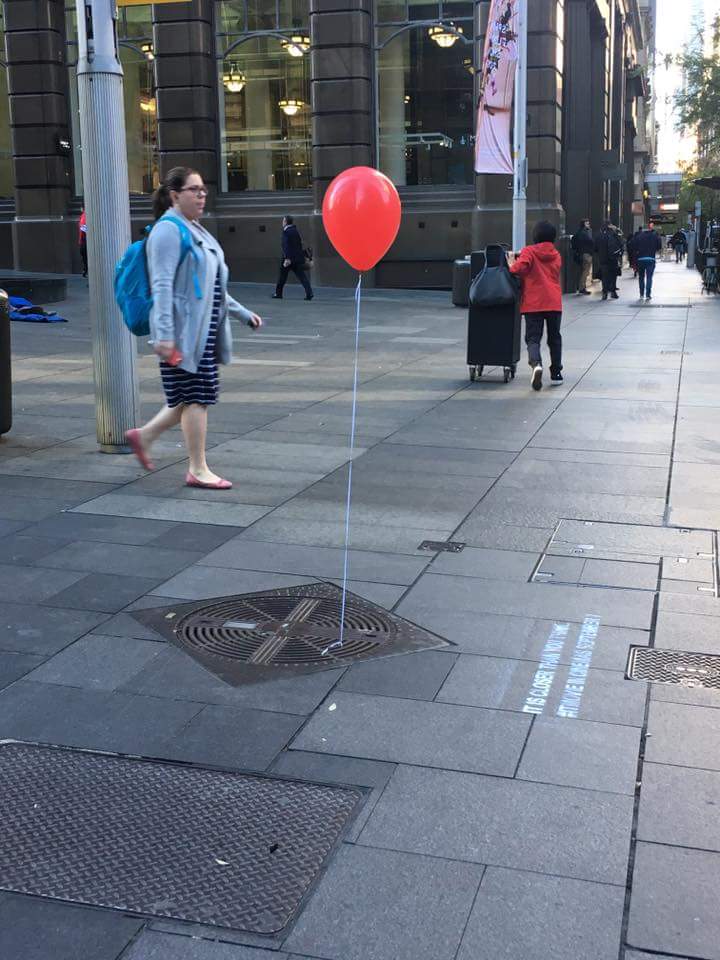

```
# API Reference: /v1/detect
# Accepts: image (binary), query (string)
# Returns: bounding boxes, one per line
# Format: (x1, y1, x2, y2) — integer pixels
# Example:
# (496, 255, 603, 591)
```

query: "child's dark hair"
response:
(152, 166, 199, 220)
(532, 220, 557, 244)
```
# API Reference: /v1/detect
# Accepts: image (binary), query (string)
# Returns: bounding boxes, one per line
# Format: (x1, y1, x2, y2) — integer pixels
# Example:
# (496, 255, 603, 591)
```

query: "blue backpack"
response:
(115, 214, 201, 337)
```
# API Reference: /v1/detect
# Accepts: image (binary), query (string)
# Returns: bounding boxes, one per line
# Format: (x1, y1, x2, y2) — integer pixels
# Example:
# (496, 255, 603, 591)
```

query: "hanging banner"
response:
(474, 0, 518, 175)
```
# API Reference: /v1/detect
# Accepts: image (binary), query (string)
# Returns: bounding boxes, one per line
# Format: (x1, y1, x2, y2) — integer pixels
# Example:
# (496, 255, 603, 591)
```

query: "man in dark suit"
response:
(272, 216, 314, 300)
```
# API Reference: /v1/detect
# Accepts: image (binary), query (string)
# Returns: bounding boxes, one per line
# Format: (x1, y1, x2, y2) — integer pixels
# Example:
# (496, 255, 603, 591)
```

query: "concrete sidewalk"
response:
(1, 261, 719, 960)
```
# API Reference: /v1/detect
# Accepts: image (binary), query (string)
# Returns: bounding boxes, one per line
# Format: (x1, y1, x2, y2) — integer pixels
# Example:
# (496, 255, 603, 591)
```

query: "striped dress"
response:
(160, 271, 222, 407)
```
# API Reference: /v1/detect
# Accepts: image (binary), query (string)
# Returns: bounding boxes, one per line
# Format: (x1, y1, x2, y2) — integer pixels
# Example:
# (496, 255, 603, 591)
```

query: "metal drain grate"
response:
(627, 646, 720, 690)
(418, 540, 466, 553)
(0, 741, 363, 934)
(135, 582, 449, 685)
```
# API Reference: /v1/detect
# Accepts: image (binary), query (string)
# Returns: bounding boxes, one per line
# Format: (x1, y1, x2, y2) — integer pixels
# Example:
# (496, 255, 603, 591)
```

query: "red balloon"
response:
(322, 167, 402, 272)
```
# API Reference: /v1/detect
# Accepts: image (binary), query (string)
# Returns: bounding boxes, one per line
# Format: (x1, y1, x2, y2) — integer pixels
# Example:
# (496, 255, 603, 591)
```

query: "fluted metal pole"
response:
(76, 0, 139, 452)
(512, 0, 528, 252)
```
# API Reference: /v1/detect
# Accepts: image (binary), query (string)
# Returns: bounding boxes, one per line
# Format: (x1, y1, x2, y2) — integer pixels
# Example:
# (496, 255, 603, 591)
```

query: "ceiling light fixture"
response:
(278, 98, 304, 116)
(281, 34, 310, 57)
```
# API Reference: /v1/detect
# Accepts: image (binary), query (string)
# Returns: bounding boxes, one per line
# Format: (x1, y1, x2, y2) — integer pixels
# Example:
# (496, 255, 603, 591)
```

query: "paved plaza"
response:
(0, 261, 719, 959)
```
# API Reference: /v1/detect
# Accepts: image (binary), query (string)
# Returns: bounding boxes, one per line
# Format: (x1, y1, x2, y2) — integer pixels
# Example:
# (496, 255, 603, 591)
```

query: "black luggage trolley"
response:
(467, 245, 521, 383)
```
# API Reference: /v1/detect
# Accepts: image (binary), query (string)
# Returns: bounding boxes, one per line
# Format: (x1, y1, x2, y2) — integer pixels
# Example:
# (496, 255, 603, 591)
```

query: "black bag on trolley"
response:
(466, 245, 521, 384)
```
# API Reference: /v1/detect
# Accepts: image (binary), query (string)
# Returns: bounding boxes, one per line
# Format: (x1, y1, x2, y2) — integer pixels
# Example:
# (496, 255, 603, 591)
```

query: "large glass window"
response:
(0, 7, 13, 198)
(217, 0, 311, 192)
(65, 4, 159, 195)
(376, 0, 474, 186)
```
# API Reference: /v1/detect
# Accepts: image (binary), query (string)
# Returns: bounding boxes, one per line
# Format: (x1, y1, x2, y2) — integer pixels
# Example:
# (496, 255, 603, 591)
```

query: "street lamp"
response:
(428, 23, 463, 48)
(223, 67, 246, 93)
(281, 34, 310, 57)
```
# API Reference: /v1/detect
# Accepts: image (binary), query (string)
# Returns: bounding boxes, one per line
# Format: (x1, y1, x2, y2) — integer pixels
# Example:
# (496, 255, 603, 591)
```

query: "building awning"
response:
(694, 177, 720, 190)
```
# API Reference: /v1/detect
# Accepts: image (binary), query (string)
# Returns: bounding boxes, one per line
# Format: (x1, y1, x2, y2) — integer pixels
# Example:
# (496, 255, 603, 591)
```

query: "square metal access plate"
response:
(627, 647, 720, 690)
(0, 741, 363, 934)
(133, 581, 450, 686)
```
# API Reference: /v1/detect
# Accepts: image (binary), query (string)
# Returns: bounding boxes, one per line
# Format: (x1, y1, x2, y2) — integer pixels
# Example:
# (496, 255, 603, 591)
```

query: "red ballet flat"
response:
(185, 471, 233, 490)
(125, 429, 155, 471)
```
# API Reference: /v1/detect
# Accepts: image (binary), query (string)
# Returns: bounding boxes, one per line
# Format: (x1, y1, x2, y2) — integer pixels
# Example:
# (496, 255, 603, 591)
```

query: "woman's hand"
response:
(248, 313, 263, 330)
(506, 251, 517, 266)
(154, 340, 176, 360)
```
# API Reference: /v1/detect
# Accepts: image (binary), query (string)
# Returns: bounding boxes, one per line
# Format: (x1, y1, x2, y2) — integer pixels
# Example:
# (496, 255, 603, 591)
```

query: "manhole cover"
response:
(627, 647, 720, 690)
(0, 742, 363, 934)
(134, 582, 449, 685)
(418, 540, 466, 553)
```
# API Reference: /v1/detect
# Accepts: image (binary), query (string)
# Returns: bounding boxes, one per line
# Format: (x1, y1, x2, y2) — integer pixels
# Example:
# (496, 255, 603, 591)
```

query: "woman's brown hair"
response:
(151, 166, 200, 220)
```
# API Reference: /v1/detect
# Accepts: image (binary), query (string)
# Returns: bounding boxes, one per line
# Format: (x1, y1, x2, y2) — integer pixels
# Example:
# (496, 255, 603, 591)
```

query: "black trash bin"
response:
(0, 289, 10, 436)
(452, 257, 471, 307)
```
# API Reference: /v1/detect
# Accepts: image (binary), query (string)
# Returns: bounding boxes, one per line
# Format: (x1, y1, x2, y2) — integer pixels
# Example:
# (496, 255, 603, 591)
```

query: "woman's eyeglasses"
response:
(179, 186, 208, 197)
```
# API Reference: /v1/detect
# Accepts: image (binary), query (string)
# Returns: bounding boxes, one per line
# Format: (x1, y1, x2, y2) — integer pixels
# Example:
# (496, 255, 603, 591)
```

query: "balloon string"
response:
(323, 273, 362, 656)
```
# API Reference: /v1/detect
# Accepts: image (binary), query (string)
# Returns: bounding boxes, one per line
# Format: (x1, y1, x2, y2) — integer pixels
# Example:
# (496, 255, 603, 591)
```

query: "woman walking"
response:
(508, 220, 563, 391)
(126, 167, 262, 489)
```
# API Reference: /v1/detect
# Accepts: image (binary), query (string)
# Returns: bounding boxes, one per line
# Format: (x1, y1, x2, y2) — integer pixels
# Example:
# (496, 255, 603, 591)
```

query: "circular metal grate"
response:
(173, 593, 396, 666)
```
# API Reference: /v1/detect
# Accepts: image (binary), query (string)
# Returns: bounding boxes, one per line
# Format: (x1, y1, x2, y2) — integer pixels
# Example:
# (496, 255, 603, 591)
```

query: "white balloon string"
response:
(323, 273, 362, 655)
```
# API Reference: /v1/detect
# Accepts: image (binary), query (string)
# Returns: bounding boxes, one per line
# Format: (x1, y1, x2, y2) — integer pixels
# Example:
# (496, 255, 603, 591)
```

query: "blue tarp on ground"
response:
(9, 295, 67, 323)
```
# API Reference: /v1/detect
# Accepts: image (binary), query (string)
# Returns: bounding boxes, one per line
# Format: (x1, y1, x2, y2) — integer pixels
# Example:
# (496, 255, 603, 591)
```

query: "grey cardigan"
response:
(146, 211, 254, 374)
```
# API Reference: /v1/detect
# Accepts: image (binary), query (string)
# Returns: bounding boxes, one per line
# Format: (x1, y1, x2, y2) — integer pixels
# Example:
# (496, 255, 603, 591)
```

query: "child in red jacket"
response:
(509, 220, 563, 391)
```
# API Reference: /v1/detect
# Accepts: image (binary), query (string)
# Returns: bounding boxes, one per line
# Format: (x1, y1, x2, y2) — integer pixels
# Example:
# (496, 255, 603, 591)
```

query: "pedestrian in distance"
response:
(125, 166, 262, 490)
(507, 220, 563, 392)
(571, 219, 594, 295)
(272, 215, 314, 301)
(671, 229, 687, 263)
(633, 222, 662, 301)
(78, 209, 88, 278)
(627, 228, 641, 277)
(594, 221, 624, 300)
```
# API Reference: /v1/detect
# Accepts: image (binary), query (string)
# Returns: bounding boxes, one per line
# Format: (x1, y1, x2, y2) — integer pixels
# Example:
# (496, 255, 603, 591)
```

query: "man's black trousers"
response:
(275, 262, 313, 298)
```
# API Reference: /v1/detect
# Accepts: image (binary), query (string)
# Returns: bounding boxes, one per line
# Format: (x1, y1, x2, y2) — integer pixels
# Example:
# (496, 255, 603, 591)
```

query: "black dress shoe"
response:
(271, 294, 282, 299)
(305, 295, 314, 301)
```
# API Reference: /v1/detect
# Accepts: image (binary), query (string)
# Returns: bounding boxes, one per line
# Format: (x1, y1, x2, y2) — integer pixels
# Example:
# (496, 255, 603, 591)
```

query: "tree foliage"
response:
(673, 15, 720, 165)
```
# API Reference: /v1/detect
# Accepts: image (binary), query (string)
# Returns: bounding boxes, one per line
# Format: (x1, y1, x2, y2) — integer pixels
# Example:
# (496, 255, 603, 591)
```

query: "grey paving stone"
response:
(580, 558, 659, 590)
(269, 750, 395, 841)
(554, 518, 712, 558)
(662, 554, 715, 583)
(654, 609, 720, 654)
(397, 573, 654, 633)
(0, 519, 28, 537)
(454, 520, 554, 552)
(430, 614, 647, 670)
(149, 566, 311, 600)
(517, 716, 641, 794)
(0, 602, 109, 656)
(658, 589, 720, 619)
(43, 572, 163, 613)
(25, 634, 162, 691)
(628, 842, 720, 959)
(325, 578, 407, 608)
(534, 555, 585, 583)
(0, 680, 201, 755)
(292, 691, 531, 775)
(336, 650, 456, 700)
(0, 494, 95, 522)
(163, 703, 302, 769)
(0, 563, 87, 603)
(359, 443, 514, 478)
(120, 644, 344, 715)
(645, 700, 720, 770)
(0, 534, 74, 565)
(26, 512, 179, 545)
(0, 894, 143, 960)
(145, 522, 244, 553)
(236, 516, 455, 554)
(359, 764, 633, 884)
(123, 931, 285, 959)
(456, 867, 625, 960)
(41, 540, 203, 581)
(0, 474, 111, 502)
(283, 844, 482, 960)
(0, 650, 45, 690)
(199, 539, 428, 585)
(649, 677, 720, 709)
(501, 457, 669, 498)
(625, 952, 692, 960)
(437, 655, 647, 727)
(72, 492, 272, 527)
(638, 762, 720, 851)
(429, 547, 537, 581)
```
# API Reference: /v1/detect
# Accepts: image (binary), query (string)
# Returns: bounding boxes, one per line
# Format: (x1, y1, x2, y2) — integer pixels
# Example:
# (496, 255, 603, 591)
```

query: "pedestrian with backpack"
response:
(507, 220, 564, 391)
(123, 166, 262, 489)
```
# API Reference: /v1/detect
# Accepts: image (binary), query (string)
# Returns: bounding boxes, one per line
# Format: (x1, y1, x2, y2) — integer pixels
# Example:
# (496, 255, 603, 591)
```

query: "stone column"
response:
(5, 0, 73, 272)
(309, 0, 373, 284)
(152, 0, 218, 205)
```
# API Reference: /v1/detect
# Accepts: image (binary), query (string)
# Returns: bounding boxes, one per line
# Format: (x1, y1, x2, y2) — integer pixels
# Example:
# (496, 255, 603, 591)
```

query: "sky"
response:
(654, 0, 720, 171)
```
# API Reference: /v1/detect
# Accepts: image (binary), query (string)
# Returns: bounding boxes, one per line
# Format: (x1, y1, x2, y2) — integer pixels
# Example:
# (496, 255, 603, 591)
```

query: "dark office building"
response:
(0, 0, 654, 287)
